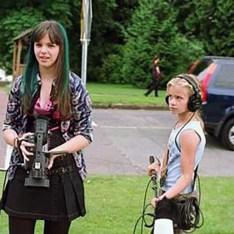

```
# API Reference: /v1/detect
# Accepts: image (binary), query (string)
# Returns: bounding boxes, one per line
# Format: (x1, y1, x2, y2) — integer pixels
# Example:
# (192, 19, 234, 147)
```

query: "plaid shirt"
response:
(3, 72, 93, 180)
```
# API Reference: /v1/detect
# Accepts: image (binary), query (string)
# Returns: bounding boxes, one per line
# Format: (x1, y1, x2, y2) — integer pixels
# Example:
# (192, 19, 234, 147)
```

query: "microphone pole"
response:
(149, 155, 160, 197)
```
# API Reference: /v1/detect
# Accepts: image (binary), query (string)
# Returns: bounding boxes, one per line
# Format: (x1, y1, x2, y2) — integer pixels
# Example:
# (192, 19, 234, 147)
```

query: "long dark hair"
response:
(20, 20, 71, 119)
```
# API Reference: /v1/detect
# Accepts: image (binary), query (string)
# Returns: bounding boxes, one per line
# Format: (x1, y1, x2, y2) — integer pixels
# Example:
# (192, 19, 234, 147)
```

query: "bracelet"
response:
(13, 136, 19, 149)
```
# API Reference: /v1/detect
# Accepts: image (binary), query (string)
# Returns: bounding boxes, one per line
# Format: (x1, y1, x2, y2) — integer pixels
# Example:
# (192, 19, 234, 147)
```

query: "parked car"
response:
(189, 56, 234, 151)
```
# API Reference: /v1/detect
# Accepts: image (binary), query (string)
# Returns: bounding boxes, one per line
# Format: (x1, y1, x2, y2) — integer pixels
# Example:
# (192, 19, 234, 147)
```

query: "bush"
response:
(0, 8, 44, 73)
(100, 0, 204, 87)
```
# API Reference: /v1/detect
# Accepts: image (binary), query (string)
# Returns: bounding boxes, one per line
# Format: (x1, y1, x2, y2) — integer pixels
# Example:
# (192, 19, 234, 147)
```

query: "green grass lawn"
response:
(87, 83, 167, 107)
(0, 173, 234, 234)
(0, 83, 233, 233)
(1, 82, 167, 108)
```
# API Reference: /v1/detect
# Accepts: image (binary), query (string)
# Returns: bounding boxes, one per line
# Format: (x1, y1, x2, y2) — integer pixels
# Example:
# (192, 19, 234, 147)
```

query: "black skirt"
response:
(2, 154, 86, 221)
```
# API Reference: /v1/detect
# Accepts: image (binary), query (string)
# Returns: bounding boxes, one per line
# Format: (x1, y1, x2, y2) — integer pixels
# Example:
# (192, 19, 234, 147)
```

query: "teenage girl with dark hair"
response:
(1, 20, 93, 234)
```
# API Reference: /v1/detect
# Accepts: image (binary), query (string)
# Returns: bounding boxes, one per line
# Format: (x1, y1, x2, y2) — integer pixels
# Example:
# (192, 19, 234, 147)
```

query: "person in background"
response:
(145, 55, 161, 97)
(0, 20, 93, 234)
(148, 74, 205, 234)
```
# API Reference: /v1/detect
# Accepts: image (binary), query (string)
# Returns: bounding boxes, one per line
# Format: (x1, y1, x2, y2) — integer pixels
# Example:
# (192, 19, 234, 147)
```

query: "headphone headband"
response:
(176, 74, 199, 94)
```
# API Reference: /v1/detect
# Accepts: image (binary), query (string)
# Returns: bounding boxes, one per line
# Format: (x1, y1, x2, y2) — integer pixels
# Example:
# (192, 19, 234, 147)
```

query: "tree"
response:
(184, 0, 234, 56)
(101, 0, 204, 87)
(0, 0, 74, 74)
(0, 9, 44, 73)
(2, 0, 233, 84)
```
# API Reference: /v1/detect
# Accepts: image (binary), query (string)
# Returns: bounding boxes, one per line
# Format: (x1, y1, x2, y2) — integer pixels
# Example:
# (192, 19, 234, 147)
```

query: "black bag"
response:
(173, 192, 203, 231)
(155, 192, 203, 232)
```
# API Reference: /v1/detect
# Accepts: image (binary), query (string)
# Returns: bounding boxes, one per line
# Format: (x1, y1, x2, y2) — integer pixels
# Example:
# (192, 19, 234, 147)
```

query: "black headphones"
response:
(165, 74, 202, 112)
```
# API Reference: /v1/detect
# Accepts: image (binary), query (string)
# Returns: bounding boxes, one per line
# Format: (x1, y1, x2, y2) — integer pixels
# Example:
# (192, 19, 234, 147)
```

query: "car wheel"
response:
(221, 119, 234, 151)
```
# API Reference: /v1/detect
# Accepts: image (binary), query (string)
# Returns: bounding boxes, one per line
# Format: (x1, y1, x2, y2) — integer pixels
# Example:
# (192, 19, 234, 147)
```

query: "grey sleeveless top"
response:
(162, 121, 206, 194)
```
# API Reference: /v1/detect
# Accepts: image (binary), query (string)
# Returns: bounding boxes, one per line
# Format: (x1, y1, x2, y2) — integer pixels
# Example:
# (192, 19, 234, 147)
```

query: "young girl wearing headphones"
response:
(148, 74, 206, 234)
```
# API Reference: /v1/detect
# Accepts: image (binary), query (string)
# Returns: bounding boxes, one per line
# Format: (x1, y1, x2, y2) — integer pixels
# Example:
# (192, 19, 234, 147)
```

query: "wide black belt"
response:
(47, 165, 75, 176)
(47, 154, 76, 176)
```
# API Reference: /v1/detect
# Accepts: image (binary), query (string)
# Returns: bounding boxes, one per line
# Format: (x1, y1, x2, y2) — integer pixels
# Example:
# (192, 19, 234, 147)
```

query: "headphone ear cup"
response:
(187, 96, 195, 112)
(194, 94, 202, 110)
(165, 96, 169, 105)
(188, 94, 202, 112)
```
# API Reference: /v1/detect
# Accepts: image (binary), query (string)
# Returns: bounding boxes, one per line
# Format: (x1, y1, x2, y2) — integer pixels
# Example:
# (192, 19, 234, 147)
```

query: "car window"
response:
(213, 64, 234, 88)
(198, 67, 208, 81)
(188, 58, 212, 75)
(197, 63, 217, 82)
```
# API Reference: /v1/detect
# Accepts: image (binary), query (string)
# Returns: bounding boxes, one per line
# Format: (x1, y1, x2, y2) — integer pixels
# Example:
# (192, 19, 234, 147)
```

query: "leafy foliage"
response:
(0, 0, 232, 85)
(100, 0, 204, 87)
(0, 8, 44, 73)
(184, 0, 234, 56)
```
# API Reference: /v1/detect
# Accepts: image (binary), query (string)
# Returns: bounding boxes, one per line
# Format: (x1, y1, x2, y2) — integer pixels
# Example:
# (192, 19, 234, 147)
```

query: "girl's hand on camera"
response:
(17, 133, 35, 161)
(47, 154, 60, 169)
(46, 150, 68, 169)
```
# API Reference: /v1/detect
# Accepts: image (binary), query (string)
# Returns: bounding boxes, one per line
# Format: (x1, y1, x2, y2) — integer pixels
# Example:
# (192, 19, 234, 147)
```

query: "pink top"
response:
(34, 98, 61, 120)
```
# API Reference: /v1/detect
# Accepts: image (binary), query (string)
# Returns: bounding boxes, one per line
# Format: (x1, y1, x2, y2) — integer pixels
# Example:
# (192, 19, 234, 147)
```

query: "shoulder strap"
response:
(192, 166, 199, 192)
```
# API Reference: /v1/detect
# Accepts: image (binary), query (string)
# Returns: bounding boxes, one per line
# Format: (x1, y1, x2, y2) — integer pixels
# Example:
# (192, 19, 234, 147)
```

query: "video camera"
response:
(24, 116, 50, 188)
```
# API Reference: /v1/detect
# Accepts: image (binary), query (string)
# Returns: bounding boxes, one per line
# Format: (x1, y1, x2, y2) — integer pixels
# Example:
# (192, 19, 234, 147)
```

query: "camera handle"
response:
(24, 117, 50, 188)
